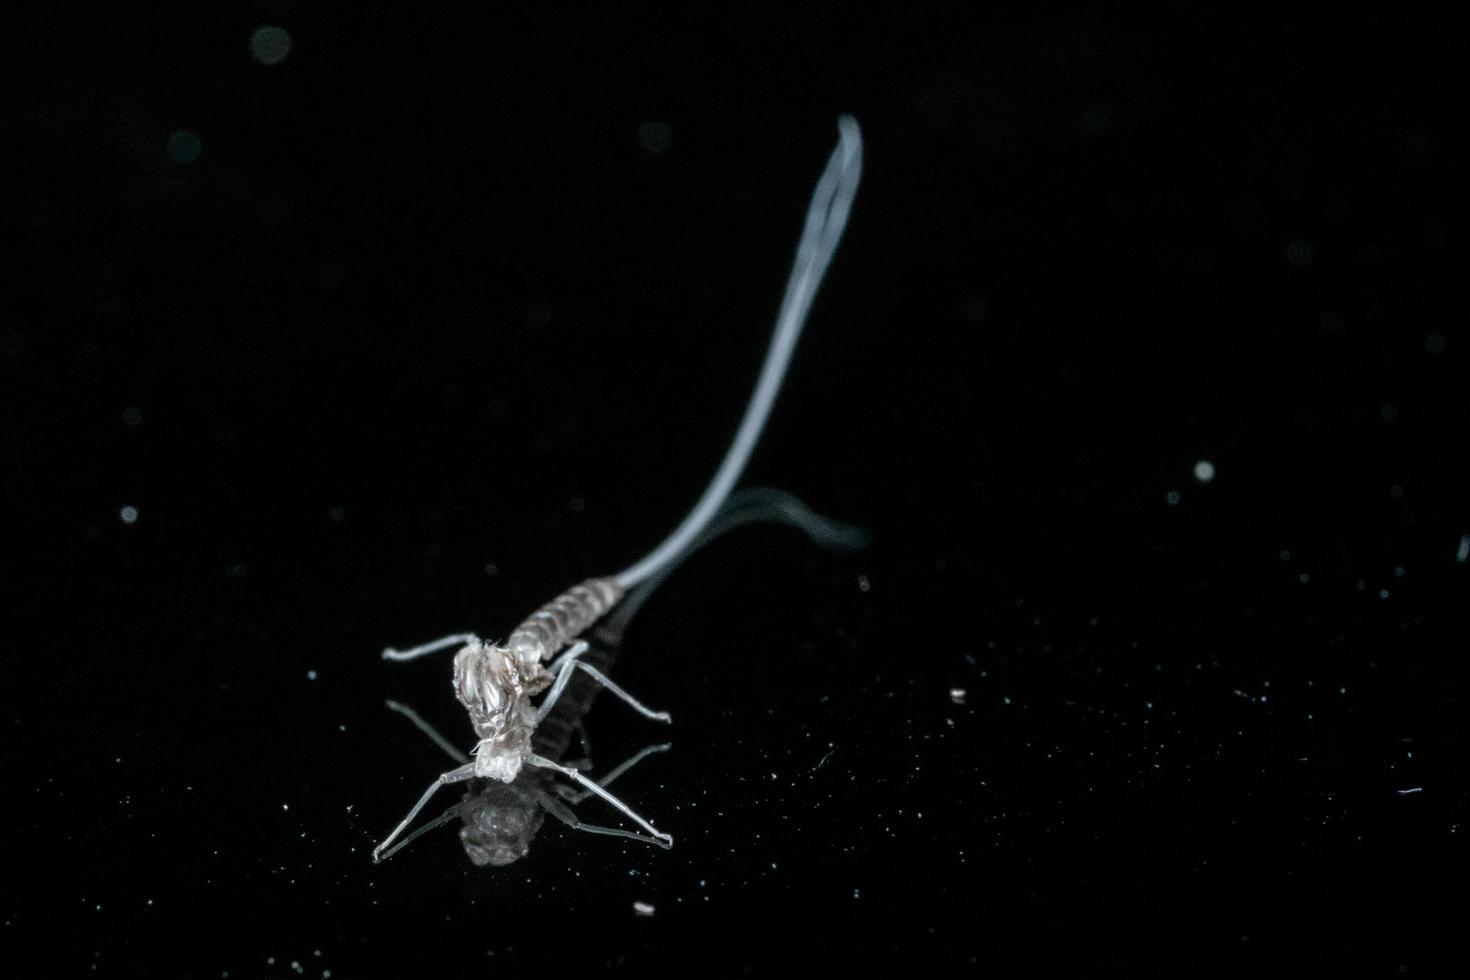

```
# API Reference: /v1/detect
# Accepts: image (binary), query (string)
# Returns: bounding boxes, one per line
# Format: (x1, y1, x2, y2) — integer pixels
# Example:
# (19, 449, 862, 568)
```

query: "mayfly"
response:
(373, 116, 863, 862)
(376, 487, 868, 865)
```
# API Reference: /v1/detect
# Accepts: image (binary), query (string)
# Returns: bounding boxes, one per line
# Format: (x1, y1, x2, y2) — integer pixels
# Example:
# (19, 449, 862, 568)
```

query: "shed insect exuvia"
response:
(373, 116, 863, 863)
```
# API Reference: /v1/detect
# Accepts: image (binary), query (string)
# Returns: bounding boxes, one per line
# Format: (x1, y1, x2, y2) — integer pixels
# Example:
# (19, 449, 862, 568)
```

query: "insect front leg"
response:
(527, 753, 672, 845)
(381, 632, 481, 662)
(373, 762, 477, 863)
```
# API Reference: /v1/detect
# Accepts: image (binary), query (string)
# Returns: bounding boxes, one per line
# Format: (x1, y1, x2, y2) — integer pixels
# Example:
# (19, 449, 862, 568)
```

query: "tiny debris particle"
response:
(1398, 787, 1424, 795)
(633, 901, 655, 916)
(949, 687, 967, 705)
(1457, 534, 1469, 563)
(307, 670, 318, 681)
(1193, 460, 1216, 483)
(120, 505, 139, 525)
(1165, 490, 1181, 506)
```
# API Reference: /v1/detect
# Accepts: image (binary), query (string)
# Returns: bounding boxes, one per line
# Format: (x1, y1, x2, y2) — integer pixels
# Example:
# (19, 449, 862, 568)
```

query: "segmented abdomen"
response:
(506, 577, 623, 665)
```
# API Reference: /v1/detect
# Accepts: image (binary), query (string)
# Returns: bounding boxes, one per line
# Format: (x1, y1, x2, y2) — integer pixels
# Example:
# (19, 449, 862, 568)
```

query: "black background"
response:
(4, 5, 1467, 976)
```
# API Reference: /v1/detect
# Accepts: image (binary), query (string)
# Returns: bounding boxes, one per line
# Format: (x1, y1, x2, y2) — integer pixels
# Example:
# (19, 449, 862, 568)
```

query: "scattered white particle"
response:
(1398, 787, 1423, 795)
(949, 687, 967, 705)
(1299, 572, 1309, 584)
(249, 26, 292, 66)
(853, 888, 860, 899)
(1279, 549, 1291, 561)
(166, 129, 202, 164)
(1193, 460, 1216, 483)
(635, 121, 673, 155)
(1394, 566, 1405, 578)
(857, 574, 870, 593)
(1379, 589, 1390, 599)
(484, 562, 498, 576)
(328, 505, 345, 523)
(307, 670, 317, 681)
(1284, 239, 1313, 267)
(1165, 491, 1181, 506)
(122, 406, 143, 427)
(1457, 534, 1469, 563)
(282, 803, 289, 811)
(120, 505, 139, 525)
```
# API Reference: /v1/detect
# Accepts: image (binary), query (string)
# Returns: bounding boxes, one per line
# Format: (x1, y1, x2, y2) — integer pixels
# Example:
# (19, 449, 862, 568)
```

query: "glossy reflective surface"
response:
(6, 7, 1467, 975)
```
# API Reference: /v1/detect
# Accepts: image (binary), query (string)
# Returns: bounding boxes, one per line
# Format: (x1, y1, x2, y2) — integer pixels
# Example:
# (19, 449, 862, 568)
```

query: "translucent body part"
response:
(613, 115, 864, 589)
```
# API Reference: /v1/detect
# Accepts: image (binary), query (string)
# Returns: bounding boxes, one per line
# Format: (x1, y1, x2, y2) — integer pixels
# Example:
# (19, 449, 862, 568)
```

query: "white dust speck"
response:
(249, 26, 292, 66)
(120, 505, 139, 525)
(635, 122, 673, 155)
(1398, 787, 1423, 796)
(1457, 534, 1469, 563)
(307, 670, 318, 681)
(857, 574, 871, 592)
(633, 901, 655, 916)
(949, 687, 967, 705)
(1165, 491, 1180, 506)
(1193, 460, 1216, 483)
(166, 129, 202, 164)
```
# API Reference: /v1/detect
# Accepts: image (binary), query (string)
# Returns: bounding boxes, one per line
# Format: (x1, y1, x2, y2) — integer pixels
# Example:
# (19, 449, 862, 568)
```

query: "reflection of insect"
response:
(376, 488, 869, 865)
(373, 117, 864, 863)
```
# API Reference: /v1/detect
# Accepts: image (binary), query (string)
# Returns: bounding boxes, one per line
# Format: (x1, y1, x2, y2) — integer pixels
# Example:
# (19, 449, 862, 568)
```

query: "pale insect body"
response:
(378, 488, 869, 866)
(373, 116, 864, 863)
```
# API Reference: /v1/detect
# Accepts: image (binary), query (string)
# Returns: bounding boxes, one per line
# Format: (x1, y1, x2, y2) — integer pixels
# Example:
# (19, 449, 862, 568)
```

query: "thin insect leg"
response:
(572, 662, 672, 723)
(372, 762, 477, 863)
(535, 787, 674, 850)
(527, 754, 672, 845)
(381, 632, 479, 662)
(533, 640, 590, 724)
(374, 798, 477, 863)
(559, 741, 672, 804)
(384, 699, 471, 764)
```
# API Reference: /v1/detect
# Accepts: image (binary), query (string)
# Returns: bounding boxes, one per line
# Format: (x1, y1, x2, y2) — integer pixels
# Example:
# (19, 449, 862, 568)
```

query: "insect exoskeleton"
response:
(452, 640, 543, 782)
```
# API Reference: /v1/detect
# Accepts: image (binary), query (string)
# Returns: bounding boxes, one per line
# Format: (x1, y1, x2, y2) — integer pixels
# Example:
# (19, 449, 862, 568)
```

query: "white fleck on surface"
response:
(249, 26, 293, 65)
(1165, 491, 1181, 506)
(166, 129, 202, 164)
(1457, 534, 1469, 563)
(1193, 460, 1216, 483)
(120, 505, 139, 525)
(633, 901, 655, 916)
(949, 687, 967, 705)
(306, 670, 317, 681)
